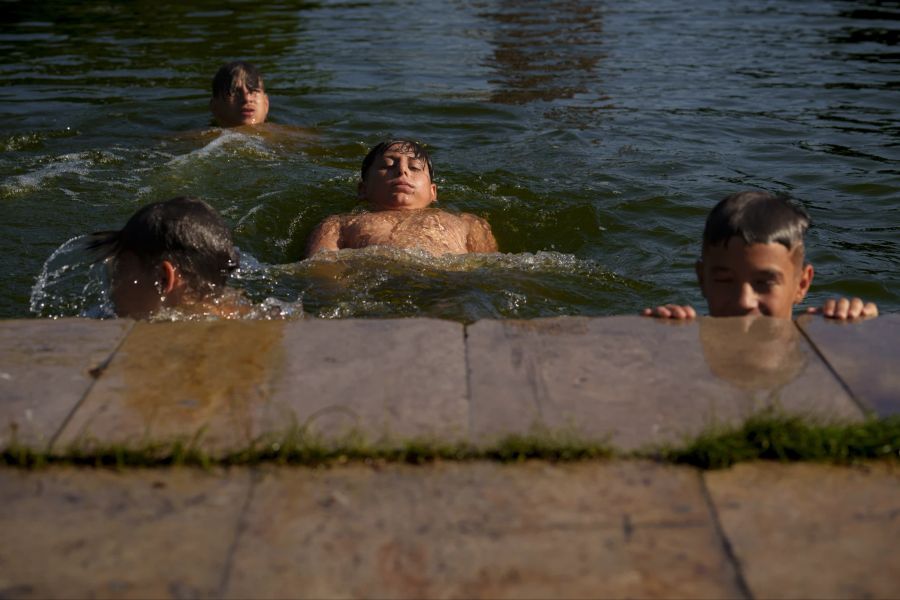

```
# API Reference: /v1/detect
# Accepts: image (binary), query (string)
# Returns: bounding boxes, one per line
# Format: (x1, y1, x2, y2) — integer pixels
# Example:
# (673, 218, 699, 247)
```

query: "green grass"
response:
(651, 412, 900, 469)
(3, 412, 898, 470)
(1, 426, 613, 469)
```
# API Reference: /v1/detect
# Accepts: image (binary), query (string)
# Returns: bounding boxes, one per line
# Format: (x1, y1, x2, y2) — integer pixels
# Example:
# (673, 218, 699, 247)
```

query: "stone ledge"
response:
(2, 315, 897, 454)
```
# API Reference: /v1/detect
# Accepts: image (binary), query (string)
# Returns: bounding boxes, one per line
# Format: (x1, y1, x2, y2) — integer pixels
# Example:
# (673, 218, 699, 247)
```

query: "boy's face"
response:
(358, 145, 437, 211)
(209, 73, 269, 127)
(697, 239, 813, 318)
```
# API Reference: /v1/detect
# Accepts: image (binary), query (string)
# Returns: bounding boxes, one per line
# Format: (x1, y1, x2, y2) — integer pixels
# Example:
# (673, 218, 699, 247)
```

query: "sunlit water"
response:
(2, 0, 898, 321)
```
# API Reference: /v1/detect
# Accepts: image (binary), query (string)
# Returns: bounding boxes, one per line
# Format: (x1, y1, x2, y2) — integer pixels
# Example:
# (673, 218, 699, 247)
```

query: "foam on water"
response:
(257, 247, 645, 322)
(166, 129, 274, 167)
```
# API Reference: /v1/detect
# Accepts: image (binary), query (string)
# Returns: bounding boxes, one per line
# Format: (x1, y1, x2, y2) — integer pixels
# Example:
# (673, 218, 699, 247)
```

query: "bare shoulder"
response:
(459, 212, 491, 227)
(459, 212, 499, 253)
(305, 213, 350, 257)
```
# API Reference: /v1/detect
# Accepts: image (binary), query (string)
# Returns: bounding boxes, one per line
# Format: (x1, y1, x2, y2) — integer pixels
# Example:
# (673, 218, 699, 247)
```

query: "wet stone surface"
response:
(224, 461, 742, 599)
(0, 318, 132, 449)
(467, 316, 863, 450)
(0, 466, 251, 599)
(52, 320, 286, 455)
(705, 461, 900, 600)
(797, 313, 900, 416)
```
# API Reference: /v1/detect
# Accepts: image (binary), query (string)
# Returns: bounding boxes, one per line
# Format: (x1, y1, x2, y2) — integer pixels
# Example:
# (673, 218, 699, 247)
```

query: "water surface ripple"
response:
(2, 0, 898, 320)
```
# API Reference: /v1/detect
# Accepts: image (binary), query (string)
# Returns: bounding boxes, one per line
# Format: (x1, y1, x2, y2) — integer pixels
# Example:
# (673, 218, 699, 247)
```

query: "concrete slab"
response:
(0, 466, 251, 599)
(705, 462, 900, 600)
(44, 318, 463, 453)
(467, 316, 863, 450)
(797, 313, 900, 416)
(266, 318, 468, 443)
(224, 461, 743, 599)
(0, 318, 132, 449)
(53, 320, 286, 455)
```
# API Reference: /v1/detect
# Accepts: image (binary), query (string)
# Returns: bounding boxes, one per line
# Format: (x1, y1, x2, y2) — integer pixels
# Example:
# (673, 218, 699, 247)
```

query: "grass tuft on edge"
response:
(1, 426, 614, 470)
(653, 412, 900, 469)
(3, 413, 898, 470)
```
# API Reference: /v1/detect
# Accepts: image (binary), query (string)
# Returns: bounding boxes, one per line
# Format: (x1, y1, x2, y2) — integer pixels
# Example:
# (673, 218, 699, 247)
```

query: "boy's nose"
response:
(737, 283, 759, 314)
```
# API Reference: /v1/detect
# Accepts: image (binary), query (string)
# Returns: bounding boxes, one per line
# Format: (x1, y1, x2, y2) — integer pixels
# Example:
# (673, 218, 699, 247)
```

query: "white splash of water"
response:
(29, 235, 112, 318)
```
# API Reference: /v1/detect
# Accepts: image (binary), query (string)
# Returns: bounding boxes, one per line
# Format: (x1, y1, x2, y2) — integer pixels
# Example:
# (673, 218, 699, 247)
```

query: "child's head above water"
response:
(697, 191, 814, 318)
(88, 196, 239, 318)
(644, 189, 877, 320)
(209, 60, 269, 127)
(358, 140, 437, 211)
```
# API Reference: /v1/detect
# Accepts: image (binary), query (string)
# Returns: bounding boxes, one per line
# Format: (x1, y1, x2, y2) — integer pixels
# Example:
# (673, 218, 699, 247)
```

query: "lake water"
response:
(2, 0, 898, 321)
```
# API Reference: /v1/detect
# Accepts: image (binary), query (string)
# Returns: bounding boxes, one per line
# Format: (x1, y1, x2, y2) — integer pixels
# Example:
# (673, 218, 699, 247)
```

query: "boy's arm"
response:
(807, 297, 878, 320)
(642, 305, 697, 319)
(304, 215, 344, 258)
(461, 213, 499, 253)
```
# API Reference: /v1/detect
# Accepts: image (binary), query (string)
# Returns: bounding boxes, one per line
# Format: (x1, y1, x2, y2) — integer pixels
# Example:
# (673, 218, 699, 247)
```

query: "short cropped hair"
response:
(212, 61, 265, 99)
(361, 140, 434, 182)
(702, 191, 810, 254)
(88, 196, 239, 293)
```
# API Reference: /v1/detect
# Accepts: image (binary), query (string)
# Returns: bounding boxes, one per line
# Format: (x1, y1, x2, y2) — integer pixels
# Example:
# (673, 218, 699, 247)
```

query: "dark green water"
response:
(2, 0, 898, 321)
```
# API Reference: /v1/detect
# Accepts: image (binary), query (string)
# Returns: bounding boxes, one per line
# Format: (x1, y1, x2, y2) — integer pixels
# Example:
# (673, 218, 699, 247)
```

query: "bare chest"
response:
(341, 210, 470, 255)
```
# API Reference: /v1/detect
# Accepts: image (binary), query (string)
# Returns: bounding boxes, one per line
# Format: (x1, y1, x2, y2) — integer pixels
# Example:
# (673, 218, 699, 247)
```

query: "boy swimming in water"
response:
(209, 61, 269, 127)
(643, 190, 878, 320)
(88, 196, 246, 319)
(304, 140, 499, 257)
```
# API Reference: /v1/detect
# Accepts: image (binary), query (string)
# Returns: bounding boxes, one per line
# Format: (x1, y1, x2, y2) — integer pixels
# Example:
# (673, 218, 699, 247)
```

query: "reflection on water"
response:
(698, 317, 806, 394)
(0, 1, 308, 94)
(480, 0, 604, 105)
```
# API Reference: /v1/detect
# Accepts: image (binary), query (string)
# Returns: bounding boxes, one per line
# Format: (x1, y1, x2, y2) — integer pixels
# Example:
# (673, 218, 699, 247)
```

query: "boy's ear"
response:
(429, 182, 437, 203)
(160, 260, 183, 295)
(695, 260, 706, 298)
(357, 180, 367, 202)
(794, 263, 814, 304)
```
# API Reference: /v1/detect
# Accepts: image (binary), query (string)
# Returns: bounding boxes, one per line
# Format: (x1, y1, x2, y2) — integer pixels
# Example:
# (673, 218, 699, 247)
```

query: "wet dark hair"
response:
(87, 196, 239, 294)
(703, 190, 810, 254)
(212, 61, 265, 98)
(360, 140, 434, 181)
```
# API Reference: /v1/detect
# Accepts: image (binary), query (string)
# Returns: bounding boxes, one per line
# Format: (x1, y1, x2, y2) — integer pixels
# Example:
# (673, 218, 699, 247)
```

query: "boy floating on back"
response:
(88, 196, 246, 319)
(305, 140, 498, 257)
(643, 190, 878, 320)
